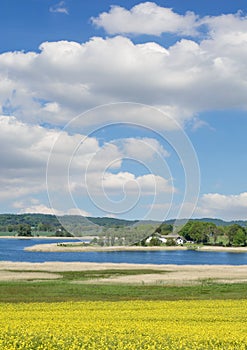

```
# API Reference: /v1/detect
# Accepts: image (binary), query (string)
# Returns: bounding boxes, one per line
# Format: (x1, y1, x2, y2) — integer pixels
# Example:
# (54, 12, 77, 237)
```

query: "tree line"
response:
(0, 214, 247, 246)
(177, 221, 247, 246)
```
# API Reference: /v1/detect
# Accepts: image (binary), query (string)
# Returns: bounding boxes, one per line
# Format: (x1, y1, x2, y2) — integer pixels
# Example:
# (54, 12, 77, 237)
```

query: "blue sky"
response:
(1, 0, 247, 221)
(1, 0, 247, 53)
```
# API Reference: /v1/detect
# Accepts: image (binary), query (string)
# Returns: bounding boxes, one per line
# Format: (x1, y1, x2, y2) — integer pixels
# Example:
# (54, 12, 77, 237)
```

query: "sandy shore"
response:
(2, 235, 247, 253)
(25, 244, 187, 252)
(0, 261, 247, 284)
(25, 243, 247, 253)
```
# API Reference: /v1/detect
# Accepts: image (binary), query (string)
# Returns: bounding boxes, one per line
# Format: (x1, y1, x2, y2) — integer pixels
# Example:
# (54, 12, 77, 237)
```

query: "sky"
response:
(1, 0, 247, 222)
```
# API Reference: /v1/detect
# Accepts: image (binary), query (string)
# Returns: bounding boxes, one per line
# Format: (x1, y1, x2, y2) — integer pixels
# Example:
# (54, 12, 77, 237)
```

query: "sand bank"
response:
(25, 243, 247, 253)
(25, 244, 187, 252)
(0, 261, 247, 285)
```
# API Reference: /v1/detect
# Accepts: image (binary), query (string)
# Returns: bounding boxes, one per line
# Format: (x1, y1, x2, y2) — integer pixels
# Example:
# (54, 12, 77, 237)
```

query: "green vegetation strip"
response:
(6, 269, 167, 281)
(0, 270, 247, 303)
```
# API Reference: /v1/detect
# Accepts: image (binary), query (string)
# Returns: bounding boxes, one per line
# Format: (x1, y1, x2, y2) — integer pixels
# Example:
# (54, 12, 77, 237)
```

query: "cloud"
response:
(87, 172, 174, 195)
(146, 191, 247, 221)
(91, 2, 198, 36)
(69, 136, 173, 197)
(194, 192, 247, 220)
(15, 201, 90, 217)
(120, 137, 170, 160)
(23, 191, 247, 221)
(14, 201, 62, 215)
(66, 136, 174, 197)
(0, 115, 99, 203)
(0, 38, 194, 129)
(49, 1, 69, 15)
(78, 170, 175, 219)
(2, 14, 247, 131)
(2, 4, 247, 219)
(0, 116, 171, 189)
(0, 116, 174, 216)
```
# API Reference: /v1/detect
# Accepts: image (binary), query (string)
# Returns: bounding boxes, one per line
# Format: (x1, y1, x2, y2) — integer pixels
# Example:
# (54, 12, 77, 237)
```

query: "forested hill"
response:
(86, 217, 138, 227)
(0, 214, 138, 229)
(0, 213, 246, 229)
(0, 214, 60, 227)
(165, 218, 247, 227)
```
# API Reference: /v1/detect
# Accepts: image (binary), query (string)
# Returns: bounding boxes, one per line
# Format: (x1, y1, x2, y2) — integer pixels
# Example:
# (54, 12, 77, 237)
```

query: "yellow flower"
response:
(0, 300, 246, 349)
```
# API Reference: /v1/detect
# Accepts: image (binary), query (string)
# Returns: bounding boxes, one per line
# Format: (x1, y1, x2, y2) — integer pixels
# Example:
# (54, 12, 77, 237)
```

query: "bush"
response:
(149, 237, 162, 246)
(166, 238, 176, 246)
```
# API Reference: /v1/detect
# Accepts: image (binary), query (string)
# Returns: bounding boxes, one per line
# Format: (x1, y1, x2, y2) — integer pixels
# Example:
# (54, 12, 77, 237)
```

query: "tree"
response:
(226, 224, 246, 246)
(17, 224, 32, 237)
(37, 222, 45, 231)
(178, 221, 226, 244)
(177, 221, 194, 241)
(188, 222, 209, 244)
(55, 227, 73, 237)
(178, 221, 209, 243)
(165, 238, 176, 246)
(7, 225, 14, 232)
(212, 226, 225, 244)
(155, 223, 173, 235)
(149, 236, 162, 246)
(232, 228, 246, 246)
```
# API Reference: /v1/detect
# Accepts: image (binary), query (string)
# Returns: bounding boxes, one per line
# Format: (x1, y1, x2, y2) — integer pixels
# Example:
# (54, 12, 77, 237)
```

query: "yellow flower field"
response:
(0, 300, 247, 349)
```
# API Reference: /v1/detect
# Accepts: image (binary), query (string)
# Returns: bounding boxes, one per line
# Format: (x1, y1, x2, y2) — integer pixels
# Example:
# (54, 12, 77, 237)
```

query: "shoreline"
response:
(25, 243, 247, 253)
(2, 236, 247, 253)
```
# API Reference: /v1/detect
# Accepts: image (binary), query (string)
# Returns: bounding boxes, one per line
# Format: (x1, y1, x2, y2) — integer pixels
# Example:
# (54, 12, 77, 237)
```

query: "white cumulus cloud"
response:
(2, 22, 247, 130)
(195, 192, 247, 220)
(0, 116, 174, 216)
(91, 2, 198, 36)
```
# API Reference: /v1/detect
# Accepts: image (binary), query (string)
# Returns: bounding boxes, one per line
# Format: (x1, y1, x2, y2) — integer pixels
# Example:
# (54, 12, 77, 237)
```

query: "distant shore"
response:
(25, 242, 247, 253)
(2, 235, 247, 253)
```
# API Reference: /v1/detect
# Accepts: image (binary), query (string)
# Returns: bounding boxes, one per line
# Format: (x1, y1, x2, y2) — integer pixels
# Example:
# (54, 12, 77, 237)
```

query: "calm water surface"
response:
(1, 238, 247, 265)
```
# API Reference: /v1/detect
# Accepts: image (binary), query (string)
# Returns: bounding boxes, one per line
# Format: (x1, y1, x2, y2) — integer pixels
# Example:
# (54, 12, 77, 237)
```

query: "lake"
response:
(1, 238, 247, 265)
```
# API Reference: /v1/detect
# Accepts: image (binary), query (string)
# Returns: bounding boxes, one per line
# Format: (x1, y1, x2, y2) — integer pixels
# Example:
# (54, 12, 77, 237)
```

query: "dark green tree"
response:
(177, 221, 194, 241)
(188, 222, 209, 243)
(226, 224, 246, 246)
(17, 224, 32, 237)
(232, 227, 246, 246)
(149, 236, 162, 246)
(178, 221, 222, 244)
(55, 227, 73, 237)
(155, 223, 173, 235)
(212, 226, 225, 244)
(7, 225, 14, 232)
(165, 238, 176, 246)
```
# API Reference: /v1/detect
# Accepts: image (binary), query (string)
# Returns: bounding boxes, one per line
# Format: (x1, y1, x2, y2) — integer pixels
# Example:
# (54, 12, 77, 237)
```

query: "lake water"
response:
(1, 238, 247, 265)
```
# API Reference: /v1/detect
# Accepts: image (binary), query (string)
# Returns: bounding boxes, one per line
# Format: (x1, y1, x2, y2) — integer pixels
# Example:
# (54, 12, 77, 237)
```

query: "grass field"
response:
(0, 231, 16, 236)
(1, 269, 247, 302)
(1, 269, 247, 349)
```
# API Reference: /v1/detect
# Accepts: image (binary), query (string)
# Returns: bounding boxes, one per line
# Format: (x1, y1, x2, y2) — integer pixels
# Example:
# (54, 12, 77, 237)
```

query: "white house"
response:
(145, 233, 186, 245)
